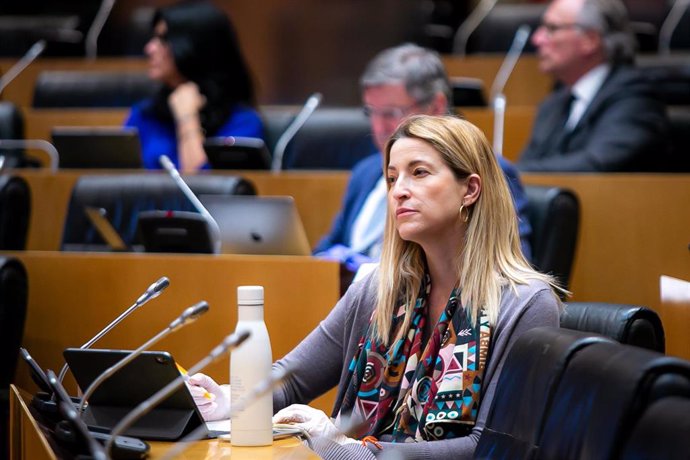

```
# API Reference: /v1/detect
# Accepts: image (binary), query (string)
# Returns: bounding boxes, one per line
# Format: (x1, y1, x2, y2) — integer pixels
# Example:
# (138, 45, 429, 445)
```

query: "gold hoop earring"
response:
(459, 204, 469, 223)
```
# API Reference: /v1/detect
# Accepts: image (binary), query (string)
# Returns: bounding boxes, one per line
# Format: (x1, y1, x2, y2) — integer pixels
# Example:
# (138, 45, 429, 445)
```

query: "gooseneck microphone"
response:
(490, 25, 531, 156)
(159, 154, 222, 254)
(57, 277, 170, 384)
(78, 301, 209, 414)
(0, 39, 47, 95)
(452, 0, 498, 57)
(0, 139, 59, 171)
(271, 92, 323, 172)
(85, 0, 116, 60)
(157, 365, 293, 460)
(105, 330, 251, 456)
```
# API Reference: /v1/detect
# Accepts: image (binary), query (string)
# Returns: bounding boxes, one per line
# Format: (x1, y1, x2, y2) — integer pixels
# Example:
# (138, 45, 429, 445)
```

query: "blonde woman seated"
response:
(189, 115, 562, 459)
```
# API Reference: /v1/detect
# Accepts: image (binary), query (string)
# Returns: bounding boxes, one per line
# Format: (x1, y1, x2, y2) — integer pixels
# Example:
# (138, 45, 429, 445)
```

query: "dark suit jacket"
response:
(517, 65, 669, 172)
(314, 152, 534, 261)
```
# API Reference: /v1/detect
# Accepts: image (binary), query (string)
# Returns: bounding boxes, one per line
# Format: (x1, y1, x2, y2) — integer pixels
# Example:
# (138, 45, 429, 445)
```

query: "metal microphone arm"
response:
(489, 25, 532, 157)
(57, 277, 170, 384)
(271, 92, 322, 172)
(0, 139, 59, 172)
(85, 0, 116, 60)
(77, 301, 209, 414)
(0, 40, 46, 95)
(159, 154, 222, 254)
(105, 330, 251, 456)
(452, 0, 499, 57)
(157, 365, 293, 460)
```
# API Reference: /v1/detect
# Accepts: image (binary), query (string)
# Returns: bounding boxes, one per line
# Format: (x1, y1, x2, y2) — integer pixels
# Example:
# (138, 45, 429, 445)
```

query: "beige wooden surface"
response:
(17, 170, 351, 251)
(11, 251, 340, 414)
(443, 54, 553, 107)
(10, 385, 318, 459)
(0, 57, 148, 108)
(523, 174, 690, 359)
(9, 386, 57, 460)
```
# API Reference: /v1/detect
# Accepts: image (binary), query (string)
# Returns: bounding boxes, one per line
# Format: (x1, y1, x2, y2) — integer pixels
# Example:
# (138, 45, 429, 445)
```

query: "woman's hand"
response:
(187, 373, 230, 421)
(273, 404, 357, 445)
(168, 82, 206, 122)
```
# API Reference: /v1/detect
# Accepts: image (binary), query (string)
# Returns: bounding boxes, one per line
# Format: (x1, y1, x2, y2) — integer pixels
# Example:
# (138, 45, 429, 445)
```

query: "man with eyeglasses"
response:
(516, 0, 668, 172)
(314, 44, 532, 283)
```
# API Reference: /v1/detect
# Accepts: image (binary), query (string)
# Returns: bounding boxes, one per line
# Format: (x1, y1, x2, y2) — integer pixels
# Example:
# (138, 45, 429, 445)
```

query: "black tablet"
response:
(204, 136, 271, 170)
(63, 348, 206, 441)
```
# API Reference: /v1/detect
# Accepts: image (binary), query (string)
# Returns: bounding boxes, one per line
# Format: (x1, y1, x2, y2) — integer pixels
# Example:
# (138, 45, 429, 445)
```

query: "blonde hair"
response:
(373, 115, 563, 344)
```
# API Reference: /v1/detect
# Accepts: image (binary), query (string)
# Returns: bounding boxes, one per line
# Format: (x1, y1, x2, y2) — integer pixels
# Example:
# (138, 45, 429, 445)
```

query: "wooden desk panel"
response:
(0, 58, 148, 108)
(443, 55, 553, 107)
(10, 385, 318, 459)
(11, 251, 340, 413)
(17, 170, 350, 251)
(523, 174, 690, 359)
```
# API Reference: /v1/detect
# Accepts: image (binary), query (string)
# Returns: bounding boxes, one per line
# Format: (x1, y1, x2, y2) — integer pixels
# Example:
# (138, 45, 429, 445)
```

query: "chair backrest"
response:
(474, 327, 613, 460)
(561, 302, 665, 352)
(0, 175, 31, 250)
(61, 174, 256, 250)
(261, 106, 298, 156)
(465, 4, 545, 55)
(667, 106, 690, 172)
(0, 256, 28, 392)
(278, 107, 376, 170)
(637, 55, 690, 106)
(32, 71, 159, 108)
(619, 396, 690, 460)
(524, 185, 579, 290)
(0, 102, 26, 168)
(538, 341, 690, 460)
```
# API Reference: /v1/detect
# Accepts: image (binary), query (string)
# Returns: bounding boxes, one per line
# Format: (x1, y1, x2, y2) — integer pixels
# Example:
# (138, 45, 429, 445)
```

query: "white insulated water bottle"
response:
(230, 286, 273, 446)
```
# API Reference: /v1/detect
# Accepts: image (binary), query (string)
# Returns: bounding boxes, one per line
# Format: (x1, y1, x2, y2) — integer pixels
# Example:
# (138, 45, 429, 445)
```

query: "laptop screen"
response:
(199, 195, 311, 256)
(52, 126, 143, 169)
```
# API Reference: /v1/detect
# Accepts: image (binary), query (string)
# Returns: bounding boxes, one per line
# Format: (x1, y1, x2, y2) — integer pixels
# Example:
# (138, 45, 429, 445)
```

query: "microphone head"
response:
(169, 301, 210, 331)
(150, 276, 170, 296)
(307, 92, 323, 109)
(159, 155, 175, 172)
(31, 40, 47, 57)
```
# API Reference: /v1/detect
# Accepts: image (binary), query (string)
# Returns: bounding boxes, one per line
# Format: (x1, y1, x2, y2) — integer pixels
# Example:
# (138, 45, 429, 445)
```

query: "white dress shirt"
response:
(565, 63, 611, 130)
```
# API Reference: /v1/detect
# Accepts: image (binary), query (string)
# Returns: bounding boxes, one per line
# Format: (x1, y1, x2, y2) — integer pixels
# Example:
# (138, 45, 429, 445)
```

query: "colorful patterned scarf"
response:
(337, 274, 491, 442)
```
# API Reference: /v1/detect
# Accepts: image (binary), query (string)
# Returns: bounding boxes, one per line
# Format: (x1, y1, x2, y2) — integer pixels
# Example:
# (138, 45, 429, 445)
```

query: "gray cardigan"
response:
(273, 271, 560, 459)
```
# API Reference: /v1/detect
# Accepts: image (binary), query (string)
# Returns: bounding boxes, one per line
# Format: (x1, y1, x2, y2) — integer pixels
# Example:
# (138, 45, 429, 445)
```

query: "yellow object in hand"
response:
(176, 363, 212, 400)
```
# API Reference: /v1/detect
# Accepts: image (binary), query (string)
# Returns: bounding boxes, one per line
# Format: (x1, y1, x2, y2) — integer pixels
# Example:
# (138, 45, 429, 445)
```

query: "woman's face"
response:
(387, 137, 471, 251)
(144, 21, 185, 87)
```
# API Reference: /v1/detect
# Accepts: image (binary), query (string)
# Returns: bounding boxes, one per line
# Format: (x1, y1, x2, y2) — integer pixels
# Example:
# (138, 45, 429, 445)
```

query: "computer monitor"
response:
(52, 126, 143, 169)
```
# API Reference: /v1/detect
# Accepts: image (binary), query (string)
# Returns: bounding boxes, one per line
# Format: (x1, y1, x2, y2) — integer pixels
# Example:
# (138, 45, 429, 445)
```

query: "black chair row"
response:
(61, 174, 255, 251)
(474, 325, 690, 460)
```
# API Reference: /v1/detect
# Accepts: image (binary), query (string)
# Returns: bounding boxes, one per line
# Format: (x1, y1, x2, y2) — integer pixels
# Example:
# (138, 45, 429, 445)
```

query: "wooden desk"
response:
(523, 174, 690, 359)
(9, 385, 318, 460)
(0, 57, 148, 109)
(17, 169, 351, 251)
(11, 251, 340, 413)
(442, 55, 553, 107)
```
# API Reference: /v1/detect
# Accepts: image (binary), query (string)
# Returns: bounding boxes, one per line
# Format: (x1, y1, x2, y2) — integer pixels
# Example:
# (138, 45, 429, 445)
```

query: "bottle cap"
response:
(237, 286, 264, 305)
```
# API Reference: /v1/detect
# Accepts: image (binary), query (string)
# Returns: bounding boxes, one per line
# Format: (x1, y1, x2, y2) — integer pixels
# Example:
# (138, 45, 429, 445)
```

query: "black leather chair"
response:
(277, 107, 376, 170)
(620, 396, 690, 460)
(32, 71, 159, 108)
(524, 185, 579, 291)
(261, 106, 297, 156)
(667, 107, 690, 172)
(538, 341, 690, 460)
(561, 302, 665, 352)
(463, 4, 544, 55)
(474, 327, 613, 460)
(0, 257, 28, 460)
(637, 55, 690, 106)
(0, 175, 31, 250)
(0, 102, 26, 168)
(60, 174, 255, 251)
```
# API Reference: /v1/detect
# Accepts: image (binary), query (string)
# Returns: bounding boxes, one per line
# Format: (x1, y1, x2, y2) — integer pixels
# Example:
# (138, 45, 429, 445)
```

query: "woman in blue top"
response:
(125, 1, 263, 172)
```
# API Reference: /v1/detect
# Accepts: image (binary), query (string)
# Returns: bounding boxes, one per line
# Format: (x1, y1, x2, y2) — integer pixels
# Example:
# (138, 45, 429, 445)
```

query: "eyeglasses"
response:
(538, 21, 584, 35)
(362, 100, 430, 120)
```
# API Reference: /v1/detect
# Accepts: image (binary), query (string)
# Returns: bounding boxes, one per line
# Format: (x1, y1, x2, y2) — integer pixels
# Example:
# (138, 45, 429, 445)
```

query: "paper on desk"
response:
(660, 275, 690, 302)
(206, 419, 231, 433)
